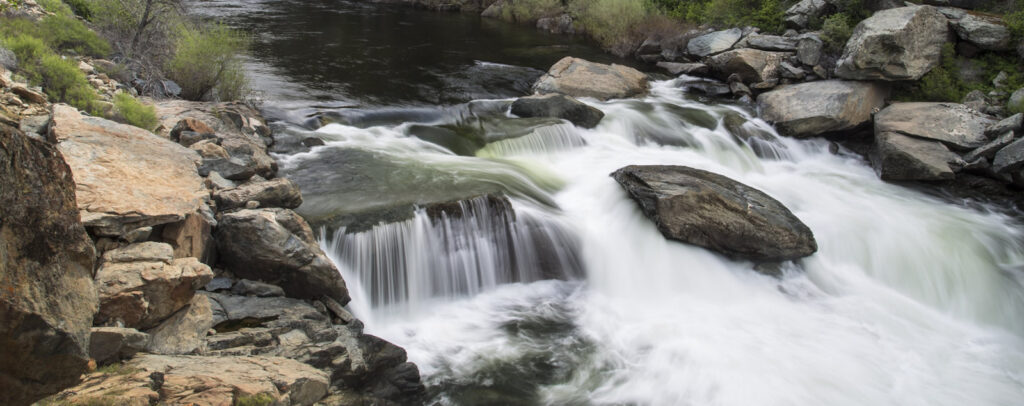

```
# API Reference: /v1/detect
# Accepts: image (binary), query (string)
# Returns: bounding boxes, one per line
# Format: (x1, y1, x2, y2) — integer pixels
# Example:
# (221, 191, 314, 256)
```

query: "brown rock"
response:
(10, 84, 47, 104)
(170, 117, 216, 143)
(145, 294, 213, 355)
(95, 252, 214, 329)
(532, 57, 648, 100)
(51, 354, 329, 406)
(0, 123, 98, 406)
(214, 178, 304, 211)
(708, 49, 789, 84)
(161, 210, 216, 264)
(49, 104, 208, 236)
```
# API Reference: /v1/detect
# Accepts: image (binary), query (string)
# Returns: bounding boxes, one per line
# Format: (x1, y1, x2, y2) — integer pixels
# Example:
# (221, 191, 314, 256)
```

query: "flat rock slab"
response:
(757, 80, 887, 138)
(835, 6, 949, 81)
(49, 104, 207, 236)
(874, 102, 995, 150)
(687, 28, 742, 57)
(532, 57, 648, 100)
(611, 165, 817, 262)
(50, 354, 329, 406)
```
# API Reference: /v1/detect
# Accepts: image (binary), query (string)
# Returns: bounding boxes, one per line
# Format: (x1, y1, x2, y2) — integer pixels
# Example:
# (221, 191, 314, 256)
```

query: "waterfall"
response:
(321, 196, 584, 316)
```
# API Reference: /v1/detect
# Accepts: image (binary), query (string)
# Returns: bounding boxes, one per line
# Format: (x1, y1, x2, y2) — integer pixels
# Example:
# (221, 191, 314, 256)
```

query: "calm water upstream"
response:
(193, 1, 1024, 404)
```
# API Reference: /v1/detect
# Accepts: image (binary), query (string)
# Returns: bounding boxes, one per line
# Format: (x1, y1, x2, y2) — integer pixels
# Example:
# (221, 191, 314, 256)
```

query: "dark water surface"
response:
(189, 0, 627, 118)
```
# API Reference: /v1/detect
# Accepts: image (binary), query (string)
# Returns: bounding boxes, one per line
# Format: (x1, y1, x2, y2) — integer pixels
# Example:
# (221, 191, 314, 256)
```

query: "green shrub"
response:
(1007, 9, 1024, 40)
(235, 393, 275, 406)
(38, 53, 97, 111)
(62, 0, 93, 19)
(569, 0, 648, 50)
(2, 34, 49, 73)
(113, 92, 158, 130)
(0, 14, 109, 57)
(646, 0, 784, 32)
(821, 13, 853, 52)
(38, 13, 111, 56)
(166, 23, 249, 101)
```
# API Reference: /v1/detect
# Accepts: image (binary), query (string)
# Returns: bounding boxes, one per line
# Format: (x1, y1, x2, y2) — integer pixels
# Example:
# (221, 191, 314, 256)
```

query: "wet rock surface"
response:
(611, 165, 818, 262)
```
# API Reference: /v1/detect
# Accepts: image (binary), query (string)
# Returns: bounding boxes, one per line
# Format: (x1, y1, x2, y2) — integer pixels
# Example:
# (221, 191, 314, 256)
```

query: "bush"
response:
(569, 0, 648, 51)
(0, 14, 110, 57)
(166, 23, 249, 101)
(38, 53, 97, 111)
(1007, 9, 1024, 40)
(647, 0, 784, 32)
(113, 92, 158, 130)
(821, 13, 853, 52)
(62, 0, 93, 19)
(2, 34, 49, 74)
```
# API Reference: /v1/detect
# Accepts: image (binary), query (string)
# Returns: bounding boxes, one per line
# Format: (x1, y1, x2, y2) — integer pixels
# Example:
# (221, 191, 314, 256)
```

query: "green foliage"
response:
(569, 0, 649, 50)
(36, 0, 71, 15)
(1007, 9, 1024, 40)
(896, 44, 1024, 104)
(166, 23, 250, 101)
(646, 0, 784, 32)
(235, 393, 276, 406)
(38, 53, 97, 110)
(821, 13, 853, 52)
(114, 92, 158, 130)
(2, 34, 49, 72)
(0, 13, 110, 57)
(62, 0, 93, 19)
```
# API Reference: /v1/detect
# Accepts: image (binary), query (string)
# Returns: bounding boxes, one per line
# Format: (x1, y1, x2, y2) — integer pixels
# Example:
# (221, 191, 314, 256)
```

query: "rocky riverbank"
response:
(0, 37, 424, 406)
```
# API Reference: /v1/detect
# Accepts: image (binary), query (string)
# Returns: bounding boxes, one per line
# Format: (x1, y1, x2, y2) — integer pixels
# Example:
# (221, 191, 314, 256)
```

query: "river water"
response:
(193, 1, 1024, 404)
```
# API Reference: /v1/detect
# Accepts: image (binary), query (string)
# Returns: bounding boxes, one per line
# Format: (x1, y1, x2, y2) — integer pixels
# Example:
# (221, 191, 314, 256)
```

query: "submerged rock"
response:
(510, 93, 605, 128)
(757, 80, 887, 138)
(874, 102, 995, 150)
(216, 208, 351, 304)
(532, 57, 648, 100)
(611, 165, 817, 262)
(835, 6, 949, 81)
(0, 123, 98, 406)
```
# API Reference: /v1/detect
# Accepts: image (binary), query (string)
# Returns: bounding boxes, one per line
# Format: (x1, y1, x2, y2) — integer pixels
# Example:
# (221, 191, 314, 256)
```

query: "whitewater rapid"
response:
(282, 79, 1024, 405)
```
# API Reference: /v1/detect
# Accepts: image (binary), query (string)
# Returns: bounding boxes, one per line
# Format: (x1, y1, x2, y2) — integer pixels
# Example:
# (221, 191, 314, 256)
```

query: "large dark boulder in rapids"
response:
(216, 208, 351, 305)
(0, 123, 99, 405)
(611, 165, 818, 262)
(510, 94, 605, 129)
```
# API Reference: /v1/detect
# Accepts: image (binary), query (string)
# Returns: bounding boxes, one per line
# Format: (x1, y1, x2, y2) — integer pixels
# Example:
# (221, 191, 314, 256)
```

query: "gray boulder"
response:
(215, 208, 351, 304)
(145, 294, 213, 355)
(963, 131, 1015, 162)
(745, 35, 800, 51)
(835, 6, 949, 81)
(510, 94, 605, 129)
(214, 177, 304, 211)
(708, 48, 789, 84)
(874, 102, 995, 150)
(611, 165, 817, 262)
(536, 14, 574, 35)
(687, 28, 743, 57)
(532, 57, 648, 100)
(985, 113, 1023, 137)
(1009, 88, 1024, 114)
(992, 138, 1024, 174)
(797, 35, 824, 66)
(757, 80, 887, 138)
(784, 0, 835, 29)
(89, 327, 150, 365)
(951, 13, 1013, 51)
(0, 124, 98, 406)
(231, 279, 286, 297)
(872, 132, 961, 180)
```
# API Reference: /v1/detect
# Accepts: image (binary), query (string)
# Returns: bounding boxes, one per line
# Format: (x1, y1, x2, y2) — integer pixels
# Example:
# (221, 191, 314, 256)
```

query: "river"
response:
(191, 1, 1024, 404)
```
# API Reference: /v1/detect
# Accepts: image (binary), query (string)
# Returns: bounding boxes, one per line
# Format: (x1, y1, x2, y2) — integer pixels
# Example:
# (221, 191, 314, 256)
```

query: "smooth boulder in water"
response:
(611, 165, 817, 262)
(510, 94, 604, 128)
(532, 57, 648, 100)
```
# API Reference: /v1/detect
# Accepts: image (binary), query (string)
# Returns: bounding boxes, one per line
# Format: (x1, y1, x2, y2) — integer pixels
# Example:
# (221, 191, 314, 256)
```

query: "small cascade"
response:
(477, 123, 587, 157)
(322, 195, 584, 313)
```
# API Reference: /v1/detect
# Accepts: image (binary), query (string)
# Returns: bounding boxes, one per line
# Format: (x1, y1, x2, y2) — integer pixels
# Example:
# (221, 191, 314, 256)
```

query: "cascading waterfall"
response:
(302, 79, 1024, 405)
(321, 195, 584, 316)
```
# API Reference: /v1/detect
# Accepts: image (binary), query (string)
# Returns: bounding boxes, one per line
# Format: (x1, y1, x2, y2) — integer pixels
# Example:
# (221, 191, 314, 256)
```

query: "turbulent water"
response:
(194, 1, 1024, 404)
